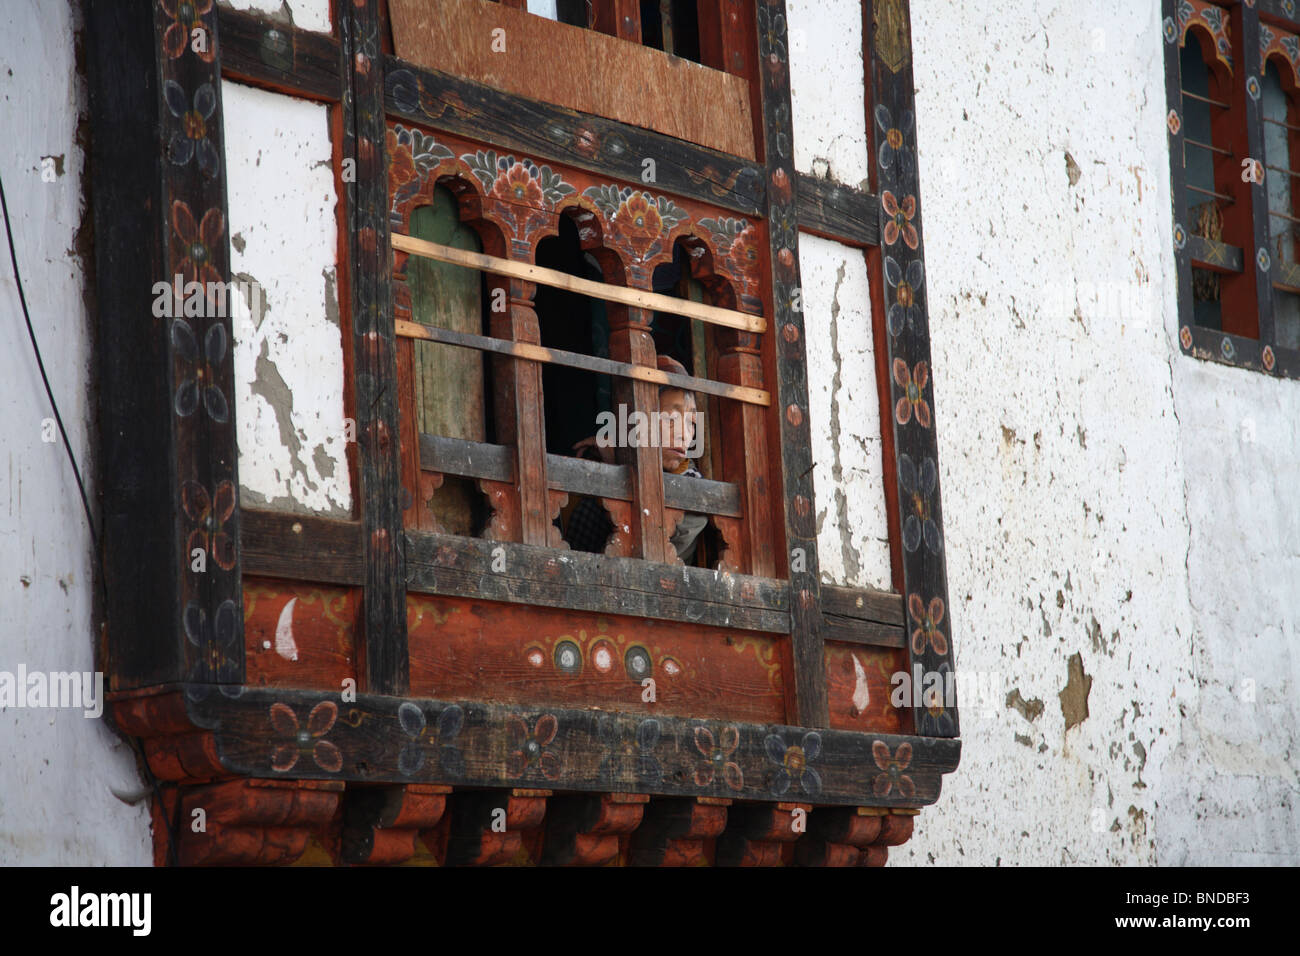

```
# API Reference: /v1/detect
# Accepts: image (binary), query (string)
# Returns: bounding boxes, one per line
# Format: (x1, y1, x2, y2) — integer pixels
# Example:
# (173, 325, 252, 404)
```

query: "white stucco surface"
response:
(217, 0, 332, 34)
(225, 80, 352, 517)
(787, 0, 870, 189)
(873, 0, 1300, 865)
(799, 234, 893, 591)
(0, 0, 152, 866)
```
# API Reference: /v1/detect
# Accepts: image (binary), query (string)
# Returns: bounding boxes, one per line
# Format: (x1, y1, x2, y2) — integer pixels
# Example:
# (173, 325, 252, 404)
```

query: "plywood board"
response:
(388, 0, 756, 159)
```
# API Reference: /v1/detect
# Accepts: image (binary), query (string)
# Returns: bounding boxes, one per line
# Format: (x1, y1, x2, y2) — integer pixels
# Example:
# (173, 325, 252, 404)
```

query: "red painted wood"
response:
(242, 579, 358, 690)
(406, 593, 788, 724)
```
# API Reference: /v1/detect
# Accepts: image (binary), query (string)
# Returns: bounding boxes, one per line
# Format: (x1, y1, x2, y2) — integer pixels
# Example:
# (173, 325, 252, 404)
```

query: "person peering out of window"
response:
(564, 355, 707, 561)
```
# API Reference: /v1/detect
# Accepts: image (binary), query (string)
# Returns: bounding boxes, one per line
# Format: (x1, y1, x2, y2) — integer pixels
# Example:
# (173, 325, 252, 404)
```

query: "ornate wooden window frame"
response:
(86, 0, 959, 865)
(1165, 0, 1300, 378)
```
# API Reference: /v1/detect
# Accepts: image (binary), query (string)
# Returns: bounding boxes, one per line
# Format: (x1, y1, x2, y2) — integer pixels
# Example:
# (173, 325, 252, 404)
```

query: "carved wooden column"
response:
(715, 328, 776, 577)
(488, 275, 557, 546)
(606, 303, 670, 563)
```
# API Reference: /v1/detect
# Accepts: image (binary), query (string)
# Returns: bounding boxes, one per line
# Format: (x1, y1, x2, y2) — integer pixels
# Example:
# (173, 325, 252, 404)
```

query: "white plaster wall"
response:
(872, 0, 1300, 865)
(787, 0, 870, 189)
(799, 234, 892, 591)
(225, 80, 352, 517)
(217, 0, 332, 34)
(0, 0, 152, 865)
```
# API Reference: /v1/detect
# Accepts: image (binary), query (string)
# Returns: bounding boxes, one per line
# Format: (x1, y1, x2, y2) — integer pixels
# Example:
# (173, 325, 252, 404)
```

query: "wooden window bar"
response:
(394, 231, 762, 565)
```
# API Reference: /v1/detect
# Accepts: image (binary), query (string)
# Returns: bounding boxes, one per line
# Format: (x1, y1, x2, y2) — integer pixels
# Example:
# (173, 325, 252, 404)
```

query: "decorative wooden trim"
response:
(866, 0, 958, 737)
(121, 687, 961, 808)
(215, 6, 341, 101)
(382, 58, 766, 217)
(404, 530, 792, 632)
(796, 173, 881, 247)
(341, 782, 451, 864)
(342, 0, 408, 695)
(160, 778, 344, 867)
(755, 0, 828, 729)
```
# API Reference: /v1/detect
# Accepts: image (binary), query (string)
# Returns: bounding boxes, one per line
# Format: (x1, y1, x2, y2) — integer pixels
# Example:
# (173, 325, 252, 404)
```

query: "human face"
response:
(659, 388, 697, 471)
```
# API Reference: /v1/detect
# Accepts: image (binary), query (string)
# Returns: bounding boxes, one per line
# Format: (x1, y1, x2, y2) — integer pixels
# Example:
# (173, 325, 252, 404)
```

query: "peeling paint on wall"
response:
(798, 234, 891, 591)
(224, 80, 352, 517)
(787, 0, 870, 190)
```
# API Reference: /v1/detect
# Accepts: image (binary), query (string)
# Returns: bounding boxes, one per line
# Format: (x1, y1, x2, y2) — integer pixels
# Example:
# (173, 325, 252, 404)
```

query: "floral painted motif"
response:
(1263, 344, 1276, 371)
(1283, 35, 1300, 68)
(882, 191, 919, 249)
(893, 358, 931, 428)
(507, 714, 561, 780)
(908, 594, 949, 657)
(1257, 246, 1271, 271)
(171, 200, 224, 287)
(916, 663, 958, 736)
(1163, 16, 1177, 44)
(270, 701, 343, 773)
(872, 740, 915, 797)
(1260, 24, 1276, 57)
(875, 105, 916, 180)
(580, 184, 689, 261)
(1247, 75, 1262, 101)
(1220, 335, 1236, 360)
(597, 716, 662, 786)
(397, 702, 464, 777)
(390, 70, 420, 115)
(161, 0, 214, 62)
(1173, 222, 1188, 250)
(388, 125, 453, 212)
(693, 725, 743, 790)
(756, 4, 787, 65)
(729, 223, 761, 275)
(898, 454, 942, 554)
(182, 479, 236, 570)
(164, 80, 219, 176)
(171, 318, 228, 422)
(764, 730, 821, 796)
(184, 598, 239, 686)
(884, 256, 925, 334)
(1167, 109, 1182, 136)
(1180, 325, 1194, 349)
(464, 150, 575, 209)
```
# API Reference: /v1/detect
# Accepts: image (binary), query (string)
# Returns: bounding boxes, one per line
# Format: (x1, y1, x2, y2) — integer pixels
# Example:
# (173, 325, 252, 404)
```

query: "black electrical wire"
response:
(0, 168, 100, 560)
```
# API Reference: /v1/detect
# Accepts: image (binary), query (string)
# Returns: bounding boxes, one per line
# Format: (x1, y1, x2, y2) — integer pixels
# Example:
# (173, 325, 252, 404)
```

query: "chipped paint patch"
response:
(799, 234, 891, 590)
(1059, 652, 1092, 731)
(225, 80, 351, 516)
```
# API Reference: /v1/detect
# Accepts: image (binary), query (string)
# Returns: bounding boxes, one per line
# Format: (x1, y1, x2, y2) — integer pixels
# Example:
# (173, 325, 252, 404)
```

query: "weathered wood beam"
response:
(216, 6, 341, 101)
(240, 509, 366, 585)
(383, 57, 765, 216)
(405, 530, 791, 632)
(796, 173, 880, 247)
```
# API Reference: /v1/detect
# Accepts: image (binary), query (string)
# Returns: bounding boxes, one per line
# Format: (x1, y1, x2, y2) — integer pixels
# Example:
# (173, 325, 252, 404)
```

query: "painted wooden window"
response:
(85, 0, 959, 867)
(1165, 0, 1300, 377)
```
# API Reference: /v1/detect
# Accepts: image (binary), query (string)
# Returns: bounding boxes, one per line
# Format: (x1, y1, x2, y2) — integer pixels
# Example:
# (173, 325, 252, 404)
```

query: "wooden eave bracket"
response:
(112, 684, 959, 866)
